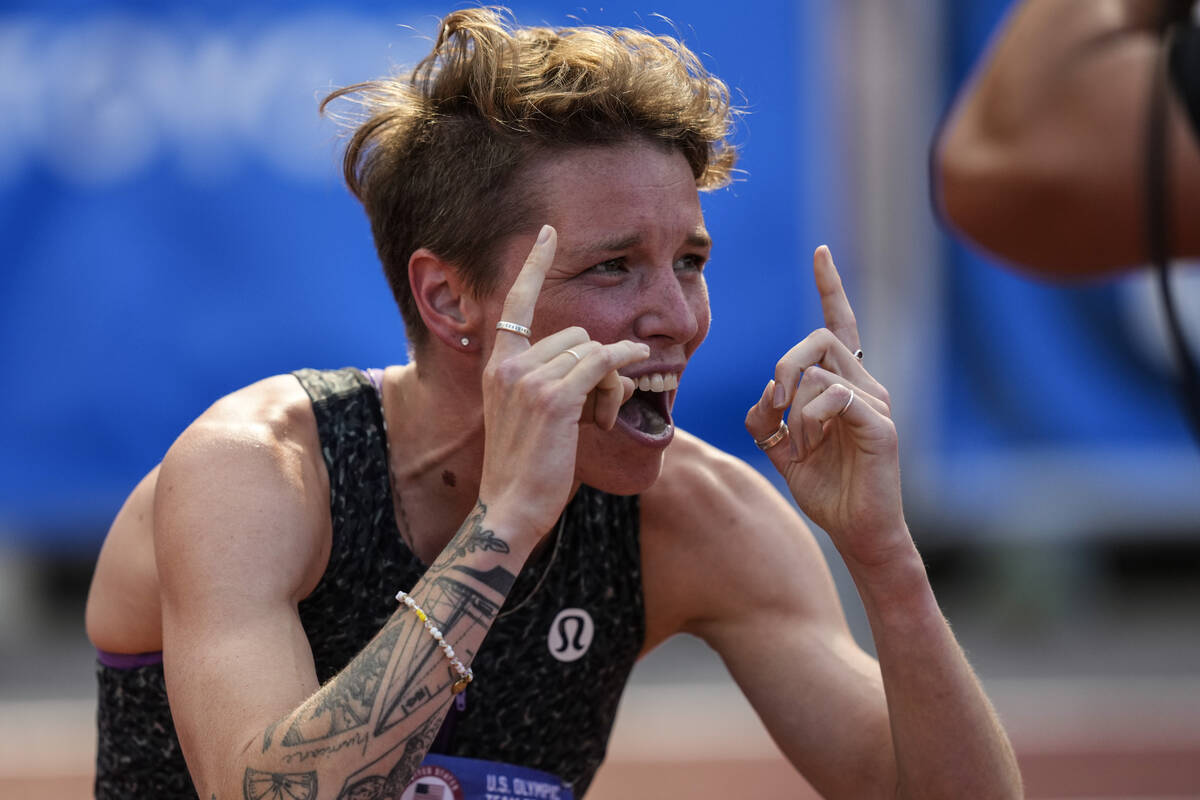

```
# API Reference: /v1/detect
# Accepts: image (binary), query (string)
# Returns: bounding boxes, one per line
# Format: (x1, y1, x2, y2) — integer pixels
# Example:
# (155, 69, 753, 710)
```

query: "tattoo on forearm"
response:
(242, 767, 317, 800)
(282, 731, 370, 765)
(336, 717, 440, 800)
(429, 502, 510, 572)
(451, 564, 516, 595)
(374, 575, 499, 736)
(261, 500, 514, 789)
(282, 620, 408, 745)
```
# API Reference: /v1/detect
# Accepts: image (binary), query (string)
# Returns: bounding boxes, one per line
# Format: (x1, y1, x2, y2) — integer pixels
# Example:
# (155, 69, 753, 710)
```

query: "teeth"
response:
(635, 372, 680, 392)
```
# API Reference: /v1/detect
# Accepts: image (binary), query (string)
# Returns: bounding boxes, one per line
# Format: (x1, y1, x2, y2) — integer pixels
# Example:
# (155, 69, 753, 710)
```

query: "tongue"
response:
(618, 392, 669, 435)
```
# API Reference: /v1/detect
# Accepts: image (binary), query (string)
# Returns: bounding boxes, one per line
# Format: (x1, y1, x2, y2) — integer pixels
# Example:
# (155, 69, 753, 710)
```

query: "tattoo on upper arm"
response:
(242, 767, 317, 800)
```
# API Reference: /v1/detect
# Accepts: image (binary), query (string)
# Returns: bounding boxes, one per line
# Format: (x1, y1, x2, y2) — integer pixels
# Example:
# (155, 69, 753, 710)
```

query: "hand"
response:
(479, 224, 650, 543)
(745, 246, 908, 569)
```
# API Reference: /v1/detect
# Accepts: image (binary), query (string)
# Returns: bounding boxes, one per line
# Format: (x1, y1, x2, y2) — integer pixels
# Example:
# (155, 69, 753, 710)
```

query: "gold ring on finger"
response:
(754, 420, 789, 451)
(562, 348, 583, 363)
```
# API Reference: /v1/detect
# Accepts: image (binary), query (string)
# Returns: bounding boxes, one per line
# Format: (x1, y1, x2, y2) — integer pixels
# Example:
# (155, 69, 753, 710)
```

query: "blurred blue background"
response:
(0, 1, 828, 546)
(2, 1, 1199, 796)
(4, 0, 1199, 551)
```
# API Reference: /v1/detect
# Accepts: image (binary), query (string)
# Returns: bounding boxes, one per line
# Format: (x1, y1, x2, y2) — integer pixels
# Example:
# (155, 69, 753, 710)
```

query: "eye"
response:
(675, 254, 707, 273)
(587, 257, 628, 275)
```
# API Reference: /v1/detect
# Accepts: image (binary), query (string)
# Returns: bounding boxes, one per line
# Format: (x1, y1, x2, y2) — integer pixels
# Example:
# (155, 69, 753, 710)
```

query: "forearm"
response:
(210, 500, 531, 800)
(847, 536, 1022, 800)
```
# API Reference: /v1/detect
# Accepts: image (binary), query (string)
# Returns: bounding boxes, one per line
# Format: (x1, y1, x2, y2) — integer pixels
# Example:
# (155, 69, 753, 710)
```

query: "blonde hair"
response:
(322, 7, 739, 348)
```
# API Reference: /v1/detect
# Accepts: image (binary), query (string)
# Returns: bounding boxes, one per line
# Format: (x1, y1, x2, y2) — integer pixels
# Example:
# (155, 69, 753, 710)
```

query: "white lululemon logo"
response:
(547, 608, 594, 662)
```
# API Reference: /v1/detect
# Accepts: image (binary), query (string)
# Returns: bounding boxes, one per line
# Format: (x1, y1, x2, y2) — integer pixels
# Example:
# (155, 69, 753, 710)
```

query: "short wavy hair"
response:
(322, 6, 739, 349)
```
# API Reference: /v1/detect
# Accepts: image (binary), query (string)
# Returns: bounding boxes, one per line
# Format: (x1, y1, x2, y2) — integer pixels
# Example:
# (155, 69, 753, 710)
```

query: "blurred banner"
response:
(0, 1, 830, 547)
(2, 0, 1197, 550)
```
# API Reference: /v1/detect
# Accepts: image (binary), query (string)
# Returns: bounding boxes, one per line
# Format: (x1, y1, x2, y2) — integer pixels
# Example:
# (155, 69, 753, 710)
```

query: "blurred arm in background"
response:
(934, 0, 1200, 278)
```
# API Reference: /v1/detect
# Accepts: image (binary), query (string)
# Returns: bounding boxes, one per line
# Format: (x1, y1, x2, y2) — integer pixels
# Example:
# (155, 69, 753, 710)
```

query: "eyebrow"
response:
(568, 229, 713, 259)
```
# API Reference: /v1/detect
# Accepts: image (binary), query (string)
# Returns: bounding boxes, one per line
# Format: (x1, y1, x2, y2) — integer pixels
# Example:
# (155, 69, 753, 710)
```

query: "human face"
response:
(487, 141, 712, 494)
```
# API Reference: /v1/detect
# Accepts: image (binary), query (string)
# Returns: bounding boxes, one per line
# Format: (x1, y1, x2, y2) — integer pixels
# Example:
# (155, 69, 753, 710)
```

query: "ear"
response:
(409, 248, 482, 352)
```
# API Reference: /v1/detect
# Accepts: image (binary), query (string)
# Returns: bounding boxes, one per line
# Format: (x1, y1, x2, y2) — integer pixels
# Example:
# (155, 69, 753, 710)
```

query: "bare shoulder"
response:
(173, 373, 321, 461)
(639, 429, 843, 649)
(154, 373, 331, 606)
(643, 429, 794, 536)
(87, 374, 330, 653)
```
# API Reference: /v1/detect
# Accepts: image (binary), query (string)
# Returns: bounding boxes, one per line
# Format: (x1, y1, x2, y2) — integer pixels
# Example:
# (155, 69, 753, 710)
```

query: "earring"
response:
(460, 337, 470, 347)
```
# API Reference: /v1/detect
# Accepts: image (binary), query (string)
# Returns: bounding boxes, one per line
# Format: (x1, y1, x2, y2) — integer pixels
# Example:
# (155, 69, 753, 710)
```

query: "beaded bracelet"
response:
(395, 590, 474, 694)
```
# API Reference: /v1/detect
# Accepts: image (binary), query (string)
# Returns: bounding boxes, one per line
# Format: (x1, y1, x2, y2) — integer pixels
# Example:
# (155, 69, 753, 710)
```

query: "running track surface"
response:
(3, 678, 1199, 798)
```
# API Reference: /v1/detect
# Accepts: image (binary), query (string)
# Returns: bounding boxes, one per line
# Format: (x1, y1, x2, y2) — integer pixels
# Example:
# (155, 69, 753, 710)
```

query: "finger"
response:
(580, 385, 598, 426)
(770, 329, 885, 412)
(596, 370, 637, 430)
(556, 341, 649, 409)
(517, 327, 593, 373)
(790, 365, 889, 420)
(745, 378, 794, 467)
(494, 224, 557, 357)
(813, 245, 860, 354)
(794, 381, 885, 458)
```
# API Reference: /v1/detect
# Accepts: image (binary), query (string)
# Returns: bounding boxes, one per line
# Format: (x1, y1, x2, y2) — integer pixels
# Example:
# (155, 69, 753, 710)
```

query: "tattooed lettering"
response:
(282, 730, 370, 765)
(452, 564, 517, 595)
(242, 767, 317, 800)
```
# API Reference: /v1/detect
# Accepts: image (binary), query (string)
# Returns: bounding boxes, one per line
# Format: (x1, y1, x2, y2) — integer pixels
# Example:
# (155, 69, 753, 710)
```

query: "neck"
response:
(381, 360, 488, 561)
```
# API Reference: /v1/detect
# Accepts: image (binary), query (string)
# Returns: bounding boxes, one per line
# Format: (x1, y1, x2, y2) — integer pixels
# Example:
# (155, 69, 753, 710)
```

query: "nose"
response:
(632, 267, 705, 344)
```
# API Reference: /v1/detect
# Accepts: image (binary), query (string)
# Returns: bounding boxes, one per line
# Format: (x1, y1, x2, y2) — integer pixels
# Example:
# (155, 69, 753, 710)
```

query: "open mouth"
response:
(616, 372, 678, 442)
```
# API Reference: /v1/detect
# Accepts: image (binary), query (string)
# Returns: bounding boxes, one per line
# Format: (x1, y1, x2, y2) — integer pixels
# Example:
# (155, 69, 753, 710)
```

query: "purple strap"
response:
(97, 649, 163, 669)
(364, 367, 385, 399)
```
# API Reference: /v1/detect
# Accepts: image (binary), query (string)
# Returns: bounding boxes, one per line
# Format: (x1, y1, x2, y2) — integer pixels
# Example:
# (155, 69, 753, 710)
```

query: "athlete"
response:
(87, 7, 1021, 799)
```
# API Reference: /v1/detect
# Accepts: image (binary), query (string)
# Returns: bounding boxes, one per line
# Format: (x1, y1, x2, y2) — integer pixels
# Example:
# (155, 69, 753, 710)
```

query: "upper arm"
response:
(641, 433, 895, 798)
(153, 375, 330, 794)
(935, 2, 1200, 275)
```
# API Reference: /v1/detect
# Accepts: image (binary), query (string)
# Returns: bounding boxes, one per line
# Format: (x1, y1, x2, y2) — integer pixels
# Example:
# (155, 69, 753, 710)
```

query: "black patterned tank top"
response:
(294, 367, 645, 796)
(93, 367, 644, 799)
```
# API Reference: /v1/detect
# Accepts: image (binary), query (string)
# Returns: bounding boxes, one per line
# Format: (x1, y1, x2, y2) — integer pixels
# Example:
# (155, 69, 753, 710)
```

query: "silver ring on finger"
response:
(853, 348, 864, 361)
(838, 389, 855, 417)
(754, 420, 789, 451)
(495, 320, 532, 338)
(562, 348, 583, 363)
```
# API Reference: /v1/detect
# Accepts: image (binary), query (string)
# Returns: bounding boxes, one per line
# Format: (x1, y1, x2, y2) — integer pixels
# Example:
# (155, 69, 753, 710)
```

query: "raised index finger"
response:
(495, 224, 557, 355)
(813, 245, 860, 352)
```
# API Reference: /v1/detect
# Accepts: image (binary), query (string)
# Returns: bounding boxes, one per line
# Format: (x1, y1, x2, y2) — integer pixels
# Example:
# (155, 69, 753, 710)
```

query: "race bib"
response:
(400, 753, 575, 800)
